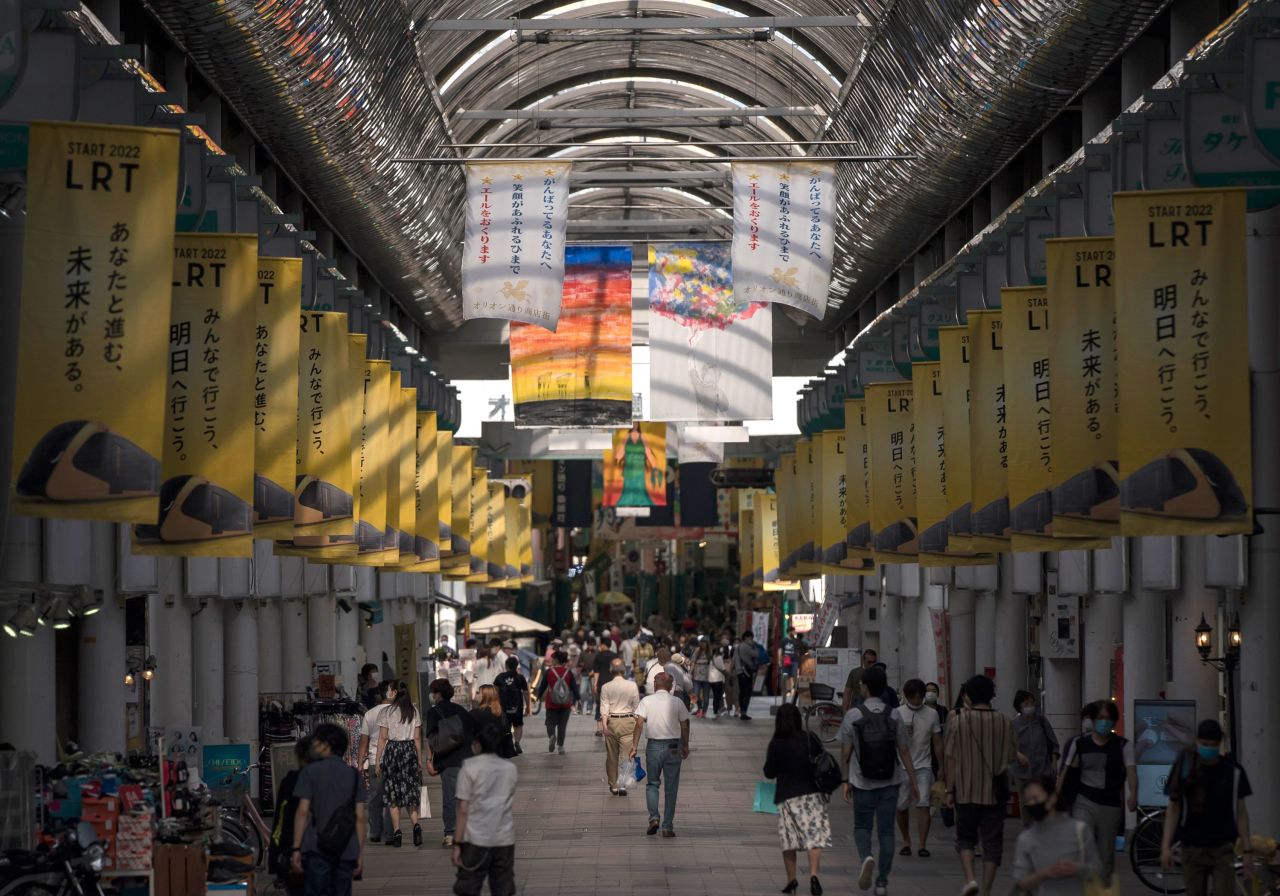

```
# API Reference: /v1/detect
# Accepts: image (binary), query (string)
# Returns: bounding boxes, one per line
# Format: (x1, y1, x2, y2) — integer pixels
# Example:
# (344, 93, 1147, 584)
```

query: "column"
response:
(973, 588, 996, 678)
(878, 592, 902, 690)
(1041, 617, 1082, 748)
(307, 592, 336, 665)
(1242, 203, 1280, 836)
(918, 578, 944, 691)
(78, 522, 127, 754)
(1120, 35, 1167, 109)
(336, 598, 361, 689)
(1082, 591, 1121, 706)
(1169, 537, 1223, 717)
(899, 592, 920, 686)
(192, 600, 225, 742)
(0, 515, 57, 760)
(280, 598, 311, 695)
(149, 557, 194, 729)
(948, 588, 975, 705)
(1082, 75, 1120, 142)
(1169, 0, 1223, 63)
(1122, 541, 1166, 732)
(994, 556, 1028, 696)
(224, 601, 258, 750)
(256, 600, 283, 694)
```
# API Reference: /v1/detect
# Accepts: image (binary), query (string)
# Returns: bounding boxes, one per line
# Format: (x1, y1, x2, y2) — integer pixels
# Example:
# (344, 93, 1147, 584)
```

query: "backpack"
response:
(809, 734, 843, 795)
(428, 710, 466, 757)
(316, 767, 359, 858)
(549, 668, 573, 707)
(854, 706, 898, 781)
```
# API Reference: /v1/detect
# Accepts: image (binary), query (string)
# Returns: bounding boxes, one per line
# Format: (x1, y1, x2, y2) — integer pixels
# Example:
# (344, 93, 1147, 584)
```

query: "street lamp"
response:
(1193, 612, 1241, 754)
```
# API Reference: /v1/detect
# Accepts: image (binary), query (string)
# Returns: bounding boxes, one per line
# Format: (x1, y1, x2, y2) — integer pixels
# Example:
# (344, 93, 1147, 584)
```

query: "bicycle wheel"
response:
(1130, 816, 1185, 893)
(217, 814, 264, 868)
(815, 705, 844, 744)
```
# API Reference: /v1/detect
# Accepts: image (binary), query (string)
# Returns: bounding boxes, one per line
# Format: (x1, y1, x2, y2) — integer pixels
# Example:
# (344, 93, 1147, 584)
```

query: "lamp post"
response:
(1194, 612, 1242, 754)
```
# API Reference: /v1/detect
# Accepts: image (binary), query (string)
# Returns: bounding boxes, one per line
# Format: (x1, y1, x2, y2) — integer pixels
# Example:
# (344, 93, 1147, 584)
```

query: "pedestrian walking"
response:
(579, 639, 598, 716)
(1011, 690, 1060, 826)
(375, 681, 425, 848)
(599, 657, 641, 795)
(471, 684, 518, 758)
(893, 678, 944, 858)
(692, 638, 713, 718)
(270, 738, 312, 896)
(839, 665, 918, 895)
(425, 678, 476, 848)
(944, 674, 1018, 896)
(842, 649, 879, 713)
(354, 680, 394, 843)
(1160, 719, 1254, 896)
(668, 651, 695, 709)
(765, 703, 831, 895)
(1011, 775, 1101, 895)
(630, 672, 691, 837)
(926, 682, 948, 729)
(734, 630, 760, 721)
(592, 637, 619, 728)
(534, 649, 579, 754)
(633, 635, 655, 689)
(288, 724, 368, 896)
(494, 656, 530, 755)
(723, 636, 739, 717)
(1056, 699, 1136, 885)
(451, 718, 519, 896)
(708, 639, 727, 718)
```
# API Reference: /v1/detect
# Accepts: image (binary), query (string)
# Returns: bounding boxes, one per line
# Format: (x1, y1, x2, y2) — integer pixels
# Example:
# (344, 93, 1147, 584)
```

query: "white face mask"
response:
(1021, 705, 1037, 716)
(924, 692, 938, 704)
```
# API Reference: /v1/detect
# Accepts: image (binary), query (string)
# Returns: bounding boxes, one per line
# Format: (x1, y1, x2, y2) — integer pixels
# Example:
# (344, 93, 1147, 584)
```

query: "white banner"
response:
(462, 161, 571, 330)
(731, 161, 836, 321)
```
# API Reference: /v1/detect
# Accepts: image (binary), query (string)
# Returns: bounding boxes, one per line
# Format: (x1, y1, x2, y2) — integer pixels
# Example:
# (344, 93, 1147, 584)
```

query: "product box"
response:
(155, 843, 207, 896)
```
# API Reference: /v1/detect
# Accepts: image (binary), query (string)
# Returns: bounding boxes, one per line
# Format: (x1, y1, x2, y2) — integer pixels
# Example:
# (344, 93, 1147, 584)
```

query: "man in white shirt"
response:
(644, 647, 694, 699)
(598, 658, 642, 796)
(355, 680, 396, 842)
(893, 678, 944, 858)
(629, 673, 691, 838)
(619, 635, 638, 679)
(488, 638, 512, 672)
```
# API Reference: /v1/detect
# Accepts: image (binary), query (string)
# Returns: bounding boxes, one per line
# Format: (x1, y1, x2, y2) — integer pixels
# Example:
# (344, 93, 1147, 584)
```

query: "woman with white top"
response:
(376, 680, 424, 848)
(708, 642, 727, 718)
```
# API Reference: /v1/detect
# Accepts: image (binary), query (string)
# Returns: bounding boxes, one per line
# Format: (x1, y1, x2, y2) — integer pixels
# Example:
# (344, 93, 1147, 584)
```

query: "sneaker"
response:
(660, 830, 675, 838)
(609, 786, 619, 795)
(618, 788, 627, 796)
(740, 714, 752, 721)
(558, 746, 566, 755)
(646, 818, 660, 836)
(442, 834, 454, 848)
(960, 882, 979, 896)
(368, 835, 381, 844)
(858, 857, 875, 891)
(548, 734, 556, 752)
(873, 887, 887, 896)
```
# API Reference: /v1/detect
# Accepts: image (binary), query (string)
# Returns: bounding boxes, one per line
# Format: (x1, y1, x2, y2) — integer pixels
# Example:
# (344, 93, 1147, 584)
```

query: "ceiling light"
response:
(10, 604, 38, 637)
(142, 655, 157, 681)
(2, 611, 19, 638)
(70, 587, 102, 617)
(50, 599, 75, 630)
(124, 669, 136, 687)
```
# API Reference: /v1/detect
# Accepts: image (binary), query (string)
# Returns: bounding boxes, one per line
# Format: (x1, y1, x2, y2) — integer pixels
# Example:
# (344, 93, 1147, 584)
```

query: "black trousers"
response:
(710, 681, 725, 714)
(453, 844, 515, 896)
(737, 673, 754, 715)
(545, 707, 570, 746)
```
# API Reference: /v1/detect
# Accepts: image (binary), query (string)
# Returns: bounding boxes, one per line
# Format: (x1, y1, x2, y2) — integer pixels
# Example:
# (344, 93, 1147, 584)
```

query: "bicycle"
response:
(216, 763, 271, 868)
(800, 683, 844, 744)
(1130, 807, 1275, 894)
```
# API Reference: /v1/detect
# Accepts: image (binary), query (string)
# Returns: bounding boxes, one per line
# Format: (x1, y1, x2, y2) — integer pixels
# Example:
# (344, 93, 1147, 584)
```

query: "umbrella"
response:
(469, 610, 552, 635)
(595, 591, 632, 605)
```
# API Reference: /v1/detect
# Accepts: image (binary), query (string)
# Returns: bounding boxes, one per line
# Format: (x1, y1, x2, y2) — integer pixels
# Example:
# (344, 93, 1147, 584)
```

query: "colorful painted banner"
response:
(602, 423, 668, 508)
(509, 244, 632, 426)
(13, 122, 179, 522)
(1047, 238, 1120, 537)
(134, 234, 257, 557)
(939, 326, 975, 552)
(1114, 188, 1252, 534)
(866, 382, 917, 559)
(462, 161, 571, 329)
(647, 242, 773, 421)
(967, 311, 1011, 552)
(292, 313, 354, 537)
(843, 398, 873, 560)
(252, 257, 302, 536)
(731, 161, 836, 320)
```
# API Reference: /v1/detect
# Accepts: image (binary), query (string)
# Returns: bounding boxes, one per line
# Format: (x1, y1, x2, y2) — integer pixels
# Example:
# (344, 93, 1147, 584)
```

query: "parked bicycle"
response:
(799, 682, 844, 744)
(215, 761, 271, 868)
(1130, 806, 1278, 894)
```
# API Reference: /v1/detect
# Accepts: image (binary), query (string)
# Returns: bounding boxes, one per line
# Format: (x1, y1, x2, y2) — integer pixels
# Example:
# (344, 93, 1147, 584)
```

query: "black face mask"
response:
(1026, 802, 1050, 822)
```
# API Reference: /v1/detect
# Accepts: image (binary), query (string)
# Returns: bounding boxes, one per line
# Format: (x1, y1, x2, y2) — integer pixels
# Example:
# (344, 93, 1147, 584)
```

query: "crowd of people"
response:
(279, 630, 1253, 896)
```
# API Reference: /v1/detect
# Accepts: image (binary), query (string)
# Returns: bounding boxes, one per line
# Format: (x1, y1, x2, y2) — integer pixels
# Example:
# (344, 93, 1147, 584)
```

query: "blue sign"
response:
(203, 744, 252, 800)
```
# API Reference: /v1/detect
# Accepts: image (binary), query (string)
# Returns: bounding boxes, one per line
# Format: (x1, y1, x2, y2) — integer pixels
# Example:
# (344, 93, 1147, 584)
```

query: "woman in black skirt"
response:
(376, 680, 425, 847)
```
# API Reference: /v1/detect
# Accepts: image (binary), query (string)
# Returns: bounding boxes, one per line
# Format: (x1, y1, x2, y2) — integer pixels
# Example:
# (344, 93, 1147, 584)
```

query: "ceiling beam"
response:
(567, 218, 728, 230)
(455, 106, 825, 120)
(392, 154, 912, 164)
(420, 16, 869, 31)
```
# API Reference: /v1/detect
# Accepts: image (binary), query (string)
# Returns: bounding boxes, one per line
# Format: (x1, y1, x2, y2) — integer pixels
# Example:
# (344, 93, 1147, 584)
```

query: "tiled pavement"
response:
(358, 697, 1146, 895)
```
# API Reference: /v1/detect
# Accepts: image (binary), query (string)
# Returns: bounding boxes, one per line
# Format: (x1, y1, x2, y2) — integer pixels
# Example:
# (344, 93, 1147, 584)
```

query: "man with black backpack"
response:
(425, 678, 475, 849)
(838, 666, 918, 896)
(289, 724, 367, 896)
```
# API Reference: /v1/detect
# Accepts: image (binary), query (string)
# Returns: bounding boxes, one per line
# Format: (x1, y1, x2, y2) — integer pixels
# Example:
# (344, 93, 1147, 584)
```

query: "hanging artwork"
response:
(602, 423, 668, 508)
(648, 242, 773, 421)
(462, 161, 571, 329)
(731, 161, 836, 321)
(509, 245, 632, 426)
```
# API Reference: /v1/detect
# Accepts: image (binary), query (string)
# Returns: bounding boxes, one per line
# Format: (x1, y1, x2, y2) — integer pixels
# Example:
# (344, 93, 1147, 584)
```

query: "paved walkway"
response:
(357, 697, 1145, 895)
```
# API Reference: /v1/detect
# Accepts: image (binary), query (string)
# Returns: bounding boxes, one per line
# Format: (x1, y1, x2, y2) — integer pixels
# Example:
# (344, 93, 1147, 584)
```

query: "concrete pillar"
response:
(307, 593, 336, 666)
(192, 601, 225, 742)
(0, 515, 57, 761)
(988, 169, 1021, 219)
(1241, 203, 1280, 836)
(336, 598, 361, 689)
(224, 600, 258, 748)
(918, 578, 944, 690)
(149, 559, 194, 729)
(994, 557, 1028, 697)
(944, 216, 970, 258)
(1082, 76, 1121, 143)
(948, 588, 975, 705)
(1122, 542, 1167, 733)
(1169, 538, 1224, 717)
(1082, 591, 1121, 706)
(1042, 649, 1082, 752)
(77, 522, 126, 754)
(1120, 36, 1167, 109)
(1169, 0, 1223, 64)
(973, 588, 996, 678)
(899, 592, 920, 687)
(257, 600, 283, 694)
(971, 193, 992, 233)
(1040, 125, 1071, 176)
(281, 598, 311, 695)
(879, 593, 902, 691)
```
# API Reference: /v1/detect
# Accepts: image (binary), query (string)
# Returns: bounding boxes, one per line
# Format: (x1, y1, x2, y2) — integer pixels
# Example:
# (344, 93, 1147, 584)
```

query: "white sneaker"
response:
(558, 746, 566, 755)
(873, 887, 888, 896)
(858, 857, 875, 891)
(960, 881, 979, 896)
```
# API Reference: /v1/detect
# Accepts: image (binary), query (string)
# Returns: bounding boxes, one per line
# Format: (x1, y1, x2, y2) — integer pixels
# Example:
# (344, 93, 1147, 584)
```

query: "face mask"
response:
(1094, 720, 1114, 736)
(430, 693, 442, 705)
(924, 692, 938, 704)
(1196, 745, 1220, 762)
(1082, 720, 1094, 734)
(1026, 802, 1050, 823)
(1021, 705, 1036, 717)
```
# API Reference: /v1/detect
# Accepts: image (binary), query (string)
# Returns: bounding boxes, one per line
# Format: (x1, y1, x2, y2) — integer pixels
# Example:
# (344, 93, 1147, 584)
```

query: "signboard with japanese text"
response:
(913, 363, 949, 560)
(1047, 237, 1121, 537)
(967, 311, 1012, 552)
(776, 454, 796, 576)
(486, 483, 507, 584)
(291, 313, 354, 537)
(866, 382, 918, 560)
(842, 399, 874, 563)
(731, 161, 835, 320)
(1184, 87, 1280, 211)
(462, 161, 571, 329)
(466, 469, 491, 582)
(793, 438, 818, 575)
(816, 430, 851, 570)
(1114, 188, 1252, 535)
(1247, 35, 1280, 166)
(436, 432, 454, 556)
(13, 122, 179, 523)
(939, 327, 975, 552)
(739, 505, 757, 589)
(392, 386, 418, 563)
(133, 233, 256, 557)
(252, 257, 302, 537)
(349, 361, 396, 566)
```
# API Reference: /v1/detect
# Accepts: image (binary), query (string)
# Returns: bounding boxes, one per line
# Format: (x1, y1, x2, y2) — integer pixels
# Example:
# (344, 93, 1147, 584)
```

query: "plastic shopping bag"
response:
(617, 762, 638, 791)
(632, 756, 646, 782)
(419, 784, 432, 819)
(753, 780, 779, 814)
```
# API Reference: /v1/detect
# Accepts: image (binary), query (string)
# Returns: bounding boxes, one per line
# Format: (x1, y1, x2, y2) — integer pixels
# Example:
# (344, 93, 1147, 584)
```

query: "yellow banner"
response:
(775, 454, 796, 575)
(794, 438, 818, 575)
(393, 386, 418, 562)
(967, 311, 1011, 552)
(939, 326, 974, 551)
(1114, 189, 1251, 534)
(866, 381, 917, 560)
(250, 257, 302, 536)
(842, 398, 874, 563)
(815, 430, 849, 570)
(739, 506, 757, 589)
(913, 363, 949, 560)
(756, 491, 796, 591)
(293, 313, 354, 536)
(1047, 237, 1120, 536)
(451, 445, 474, 558)
(437, 432, 454, 555)
(518, 497, 534, 582)
(134, 234, 257, 556)
(13, 122, 179, 522)
(467, 469, 490, 582)
(408, 411, 441, 567)
(350, 361, 396, 566)
(500, 495, 521, 586)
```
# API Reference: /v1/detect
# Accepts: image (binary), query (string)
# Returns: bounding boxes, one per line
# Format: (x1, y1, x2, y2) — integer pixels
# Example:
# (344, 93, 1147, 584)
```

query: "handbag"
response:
(753, 780, 779, 814)
(809, 734, 843, 795)
(418, 783, 432, 819)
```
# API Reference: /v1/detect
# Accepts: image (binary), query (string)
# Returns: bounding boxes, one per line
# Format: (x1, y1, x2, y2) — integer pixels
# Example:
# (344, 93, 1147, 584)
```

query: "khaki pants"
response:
(1182, 843, 1236, 896)
(605, 716, 637, 788)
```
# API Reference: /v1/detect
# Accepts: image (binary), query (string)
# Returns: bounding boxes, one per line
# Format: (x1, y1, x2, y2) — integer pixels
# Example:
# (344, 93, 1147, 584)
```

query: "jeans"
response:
(1182, 843, 1236, 896)
(605, 716, 636, 788)
(710, 681, 725, 715)
(452, 843, 515, 896)
(302, 852, 354, 896)
(1072, 795, 1123, 881)
(440, 765, 460, 835)
(644, 738, 684, 831)
(737, 673, 754, 715)
(545, 707, 570, 746)
(694, 680, 711, 710)
(853, 784, 900, 886)
(365, 769, 394, 839)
